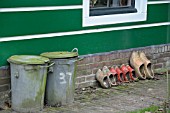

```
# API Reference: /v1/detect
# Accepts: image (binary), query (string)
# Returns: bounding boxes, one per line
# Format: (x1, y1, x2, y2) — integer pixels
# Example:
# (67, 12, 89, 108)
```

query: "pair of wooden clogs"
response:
(96, 65, 137, 89)
(130, 51, 154, 80)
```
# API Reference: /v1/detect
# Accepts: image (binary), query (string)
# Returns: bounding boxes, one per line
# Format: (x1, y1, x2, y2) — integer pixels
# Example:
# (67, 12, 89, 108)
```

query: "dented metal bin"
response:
(40, 48, 78, 106)
(8, 55, 50, 113)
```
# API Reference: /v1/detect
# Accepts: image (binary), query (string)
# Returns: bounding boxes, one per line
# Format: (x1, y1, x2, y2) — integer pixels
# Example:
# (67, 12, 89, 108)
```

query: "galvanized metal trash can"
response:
(40, 48, 78, 106)
(8, 55, 50, 113)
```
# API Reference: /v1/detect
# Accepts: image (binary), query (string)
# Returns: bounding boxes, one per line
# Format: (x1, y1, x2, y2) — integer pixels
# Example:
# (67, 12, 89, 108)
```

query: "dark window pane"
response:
(90, 0, 133, 8)
(89, 0, 137, 16)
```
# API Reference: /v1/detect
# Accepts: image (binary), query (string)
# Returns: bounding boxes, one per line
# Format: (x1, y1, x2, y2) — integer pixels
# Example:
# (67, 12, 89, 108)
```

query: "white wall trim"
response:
(0, 5, 83, 12)
(0, 22, 169, 42)
(0, 1, 169, 12)
(148, 1, 170, 5)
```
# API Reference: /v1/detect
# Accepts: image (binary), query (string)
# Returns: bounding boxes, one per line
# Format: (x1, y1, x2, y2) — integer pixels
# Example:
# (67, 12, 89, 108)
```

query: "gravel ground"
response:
(0, 74, 168, 113)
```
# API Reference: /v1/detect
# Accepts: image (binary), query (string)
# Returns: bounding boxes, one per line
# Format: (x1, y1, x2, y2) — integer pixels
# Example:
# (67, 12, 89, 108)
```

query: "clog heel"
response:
(102, 66, 117, 86)
(126, 65, 138, 82)
(115, 66, 123, 83)
(109, 66, 118, 86)
(120, 64, 130, 83)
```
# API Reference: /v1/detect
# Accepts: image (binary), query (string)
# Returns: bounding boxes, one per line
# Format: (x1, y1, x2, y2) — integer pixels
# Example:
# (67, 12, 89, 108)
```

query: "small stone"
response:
(145, 111, 151, 113)
(147, 88, 153, 92)
(82, 88, 86, 91)
(158, 108, 163, 111)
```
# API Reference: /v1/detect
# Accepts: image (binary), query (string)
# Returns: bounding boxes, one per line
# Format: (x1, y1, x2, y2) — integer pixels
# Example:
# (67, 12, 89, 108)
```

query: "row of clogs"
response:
(96, 51, 154, 89)
(96, 65, 138, 89)
(130, 51, 154, 79)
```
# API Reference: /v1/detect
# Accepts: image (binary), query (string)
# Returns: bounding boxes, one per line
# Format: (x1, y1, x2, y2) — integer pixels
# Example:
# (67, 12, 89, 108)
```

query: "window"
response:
(83, 0, 147, 26)
(90, 0, 137, 16)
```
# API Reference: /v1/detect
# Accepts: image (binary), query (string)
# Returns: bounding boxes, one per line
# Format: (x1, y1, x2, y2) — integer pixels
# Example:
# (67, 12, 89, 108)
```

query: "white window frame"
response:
(83, 0, 147, 27)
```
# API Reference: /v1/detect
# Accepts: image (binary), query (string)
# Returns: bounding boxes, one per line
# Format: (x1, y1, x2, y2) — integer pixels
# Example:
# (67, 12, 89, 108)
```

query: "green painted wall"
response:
(0, 0, 82, 8)
(168, 3, 170, 43)
(0, 1, 170, 66)
(0, 4, 169, 37)
(0, 26, 168, 66)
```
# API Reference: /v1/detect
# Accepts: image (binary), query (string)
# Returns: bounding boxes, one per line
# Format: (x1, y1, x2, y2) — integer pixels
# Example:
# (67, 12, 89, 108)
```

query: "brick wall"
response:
(1, 44, 170, 106)
(0, 66, 10, 107)
(75, 44, 170, 88)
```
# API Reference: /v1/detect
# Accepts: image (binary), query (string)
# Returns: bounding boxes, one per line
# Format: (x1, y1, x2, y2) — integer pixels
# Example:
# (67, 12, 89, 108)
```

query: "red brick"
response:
(76, 77, 86, 84)
(124, 51, 131, 58)
(77, 65, 90, 70)
(160, 52, 170, 58)
(76, 69, 92, 76)
(168, 45, 170, 52)
(151, 60, 157, 64)
(77, 57, 93, 65)
(0, 85, 10, 92)
(85, 74, 96, 81)
(92, 68, 99, 74)
(150, 54, 161, 60)
(92, 55, 102, 63)
(153, 63, 163, 69)
(143, 48, 152, 54)
(158, 47, 163, 53)
(0, 67, 10, 78)
(75, 81, 97, 89)
(112, 58, 129, 65)
(89, 62, 104, 69)
(110, 52, 120, 60)
(0, 78, 10, 85)
(0, 91, 10, 101)
(101, 54, 111, 61)
(157, 57, 170, 63)
(164, 46, 168, 52)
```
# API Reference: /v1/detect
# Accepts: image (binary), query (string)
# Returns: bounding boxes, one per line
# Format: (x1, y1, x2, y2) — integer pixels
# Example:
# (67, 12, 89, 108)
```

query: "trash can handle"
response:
(47, 62, 55, 68)
(40, 62, 55, 68)
(71, 48, 78, 53)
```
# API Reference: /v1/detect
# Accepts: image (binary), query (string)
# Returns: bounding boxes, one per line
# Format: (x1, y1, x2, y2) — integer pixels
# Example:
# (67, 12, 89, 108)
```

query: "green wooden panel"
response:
(0, 26, 168, 66)
(0, 0, 82, 8)
(167, 4, 170, 43)
(0, 4, 169, 37)
(0, 0, 164, 8)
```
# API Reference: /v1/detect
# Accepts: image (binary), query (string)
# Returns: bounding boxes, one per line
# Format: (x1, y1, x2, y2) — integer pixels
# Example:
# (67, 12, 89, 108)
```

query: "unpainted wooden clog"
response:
(130, 51, 146, 80)
(96, 69, 110, 88)
(139, 52, 154, 79)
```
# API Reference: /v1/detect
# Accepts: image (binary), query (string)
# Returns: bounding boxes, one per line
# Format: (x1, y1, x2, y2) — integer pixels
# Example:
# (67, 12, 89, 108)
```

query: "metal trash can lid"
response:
(40, 48, 78, 59)
(8, 55, 50, 65)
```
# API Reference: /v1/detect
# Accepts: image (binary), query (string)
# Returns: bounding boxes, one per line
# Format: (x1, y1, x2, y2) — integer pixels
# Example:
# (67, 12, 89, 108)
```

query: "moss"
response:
(129, 106, 160, 113)
(20, 69, 47, 109)
(115, 85, 129, 90)
(40, 52, 78, 59)
(8, 55, 49, 65)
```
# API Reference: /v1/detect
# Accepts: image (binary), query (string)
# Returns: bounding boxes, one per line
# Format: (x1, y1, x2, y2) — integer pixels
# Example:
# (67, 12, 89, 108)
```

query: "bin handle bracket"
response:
(71, 48, 78, 53)
(14, 72, 19, 79)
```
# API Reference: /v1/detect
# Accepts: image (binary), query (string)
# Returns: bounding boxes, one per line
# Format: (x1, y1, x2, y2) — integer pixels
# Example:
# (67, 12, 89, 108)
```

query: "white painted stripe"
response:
(0, 5, 83, 12)
(148, 1, 170, 5)
(0, 22, 169, 42)
(0, 1, 169, 12)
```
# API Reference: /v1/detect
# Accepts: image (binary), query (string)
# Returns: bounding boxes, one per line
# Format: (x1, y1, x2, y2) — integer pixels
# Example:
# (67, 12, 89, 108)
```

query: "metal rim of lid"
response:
(40, 51, 78, 59)
(7, 55, 50, 65)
